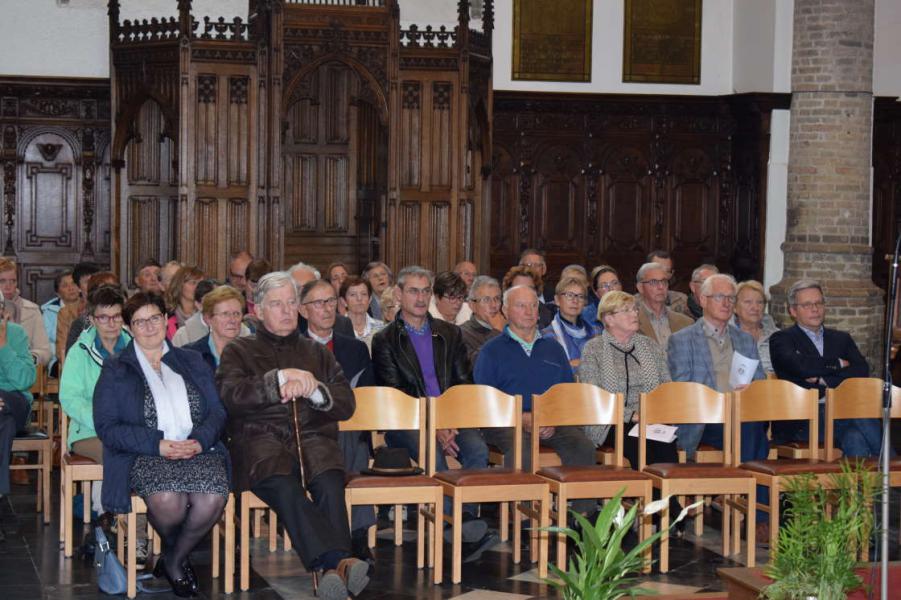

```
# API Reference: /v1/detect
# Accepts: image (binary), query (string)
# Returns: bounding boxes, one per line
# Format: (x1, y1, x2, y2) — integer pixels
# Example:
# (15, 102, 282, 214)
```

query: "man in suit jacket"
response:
(769, 279, 880, 458)
(635, 262, 694, 349)
(667, 274, 768, 463)
(298, 278, 376, 563)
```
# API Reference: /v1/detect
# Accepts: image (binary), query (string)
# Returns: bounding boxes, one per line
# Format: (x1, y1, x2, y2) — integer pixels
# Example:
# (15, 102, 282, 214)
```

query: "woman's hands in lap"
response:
(159, 439, 202, 459)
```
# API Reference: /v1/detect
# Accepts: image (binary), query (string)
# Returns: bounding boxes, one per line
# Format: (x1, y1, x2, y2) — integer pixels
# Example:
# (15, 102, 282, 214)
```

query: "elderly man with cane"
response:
(217, 271, 368, 600)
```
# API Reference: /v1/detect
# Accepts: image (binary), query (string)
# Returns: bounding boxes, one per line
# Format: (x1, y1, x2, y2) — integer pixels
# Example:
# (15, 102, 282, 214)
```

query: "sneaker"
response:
(444, 515, 488, 544)
(462, 531, 500, 563)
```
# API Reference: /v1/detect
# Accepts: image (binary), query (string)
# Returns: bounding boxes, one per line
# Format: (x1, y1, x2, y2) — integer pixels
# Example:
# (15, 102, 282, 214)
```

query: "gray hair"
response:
(561, 264, 587, 277)
(362, 261, 394, 281)
(254, 271, 298, 306)
(468, 275, 500, 301)
(691, 264, 719, 283)
(700, 273, 737, 297)
(396, 265, 434, 289)
(636, 262, 667, 283)
(287, 261, 320, 280)
(788, 279, 824, 306)
(503, 284, 538, 307)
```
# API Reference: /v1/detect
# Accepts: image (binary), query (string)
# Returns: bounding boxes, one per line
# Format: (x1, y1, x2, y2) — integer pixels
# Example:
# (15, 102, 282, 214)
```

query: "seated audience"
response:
(686, 263, 719, 320)
(55, 262, 101, 365)
(453, 261, 478, 292)
(340, 276, 384, 351)
(581, 265, 622, 327)
(227, 251, 253, 296)
(646, 249, 691, 318)
(459, 275, 502, 366)
(42, 269, 81, 374)
(474, 285, 597, 515)
(541, 276, 601, 369)
(731, 280, 779, 374)
(244, 258, 273, 317)
(159, 260, 183, 294)
(133, 258, 163, 295)
(501, 265, 554, 328)
(289, 262, 321, 288)
(634, 262, 693, 350)
(183, 285, 246, 370)
(371, 266, 492, 552)
(667, 274, 768, 463)
(518, 248, 555, 305)
(63, 272, 120, 358)
(326, 262, 349, 297)
(428, 271, 472, 326)
(217, 273, 368, 600)
(769, 279, 881, 457)
(171, 279, 217, 347)
(59, 285, 130, 515)
(94, 292, 229, 597)
(362, 261, 393, 320)
(0, 290, 37, 501)
(165, 266, 204, 339)
(298, 278, 377, 562)
(379, 285, 398, 322)
(0, 257, 51, 365)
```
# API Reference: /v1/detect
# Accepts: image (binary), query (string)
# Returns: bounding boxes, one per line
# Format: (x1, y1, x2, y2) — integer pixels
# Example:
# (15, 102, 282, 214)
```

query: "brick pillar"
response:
(770, 0, 884, 367)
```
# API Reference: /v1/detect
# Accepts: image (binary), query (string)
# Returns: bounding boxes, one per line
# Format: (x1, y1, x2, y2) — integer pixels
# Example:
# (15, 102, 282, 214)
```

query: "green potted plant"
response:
(543, 490, 702, 600)
(763, 461, 879, 600)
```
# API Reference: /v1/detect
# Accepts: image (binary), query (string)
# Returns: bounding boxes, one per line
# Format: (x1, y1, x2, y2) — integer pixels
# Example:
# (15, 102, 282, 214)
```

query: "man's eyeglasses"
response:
(640, 279, 669, 288)
(441, 294, 466, 302)
(597, 280, 621, 291)
(92, 314, 123, 325)
(474, 295, 501, 305)
(212, 310, 243, 320)
(263, 299, 299, 311)
(303, 297, 339, 310)
(521, 261, 545, 269)
(131, 313, 165, 330)
(403, 287, 432, 297)
(793, 301, 825, 310)
(706, 294, 736, 304)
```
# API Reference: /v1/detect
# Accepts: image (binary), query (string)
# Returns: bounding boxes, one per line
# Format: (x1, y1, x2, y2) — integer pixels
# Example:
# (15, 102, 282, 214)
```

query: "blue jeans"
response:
(385, 428, 488, 516)
(771, 404, 888, 458)
(676, 422, 769, 463)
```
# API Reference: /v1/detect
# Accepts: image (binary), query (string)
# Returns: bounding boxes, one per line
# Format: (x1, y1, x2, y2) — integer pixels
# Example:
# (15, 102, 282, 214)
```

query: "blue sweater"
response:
(473, 331, 573, 411)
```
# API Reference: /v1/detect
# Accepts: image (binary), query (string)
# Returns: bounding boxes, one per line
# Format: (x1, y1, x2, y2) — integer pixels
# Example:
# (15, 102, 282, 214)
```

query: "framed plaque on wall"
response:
(512, 0, 592, 82)
(623, 0, 702, 84)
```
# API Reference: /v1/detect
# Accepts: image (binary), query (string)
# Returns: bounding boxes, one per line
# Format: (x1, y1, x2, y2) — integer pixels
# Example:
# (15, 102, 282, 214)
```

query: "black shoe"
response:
(182, 559, 199, 594)
(350, 534, 375, 570)
(444, 514, 488, 544)
(462, 531, 500, 563)
(154, 557, 196, 598)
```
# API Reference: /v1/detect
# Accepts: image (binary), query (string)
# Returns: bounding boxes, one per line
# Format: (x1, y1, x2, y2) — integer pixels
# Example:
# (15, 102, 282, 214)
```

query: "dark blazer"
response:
(371, 314, 471, 397)
(769, 324, 868, 397)
(92, 341, 230, 514)
(299, 313, 354, 338)
(184, 334, 217, 372)
(330, 332, 375, 388)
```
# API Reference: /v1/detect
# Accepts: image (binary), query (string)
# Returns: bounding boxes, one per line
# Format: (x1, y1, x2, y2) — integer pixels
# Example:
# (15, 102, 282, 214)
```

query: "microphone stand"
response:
(879, 231, 901, 599)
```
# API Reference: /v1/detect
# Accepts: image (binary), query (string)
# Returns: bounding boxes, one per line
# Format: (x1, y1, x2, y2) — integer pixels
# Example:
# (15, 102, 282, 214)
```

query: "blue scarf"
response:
(550, 312, 599, 361)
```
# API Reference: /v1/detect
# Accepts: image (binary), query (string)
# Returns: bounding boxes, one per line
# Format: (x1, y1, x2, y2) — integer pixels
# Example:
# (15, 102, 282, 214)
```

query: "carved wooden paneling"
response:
(195, 74, 218, 185)
(22, 265, 61, 307)
(97, 144, 112, 254)
(323, 155, 349, 232)
(400, 81, 421, 188)
(397, 202, 421, 268)
(458, 199, 473, 261)
(490, 92, 787, 289)
(227, 76, 250, 185)
(285, 153, 317, 231)
(427, 202, 451, 271)
(430, 82, 452, 189)
(194, 197, 219, 273)
(19, 133, 77, 251)
(128, 100, 165, 185)
(128, 195, 163, 271)
(226, 198, 250, 254)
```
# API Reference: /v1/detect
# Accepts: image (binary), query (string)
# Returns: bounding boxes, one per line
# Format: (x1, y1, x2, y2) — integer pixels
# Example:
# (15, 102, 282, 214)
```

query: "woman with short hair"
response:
(184, 286, 246, 370)
(165, 266, 205, 340)
(340, 276, 385, 350)
(732, 280, 779, 374)
(541, 276, 601, 369)
(428, 271, 472, 325)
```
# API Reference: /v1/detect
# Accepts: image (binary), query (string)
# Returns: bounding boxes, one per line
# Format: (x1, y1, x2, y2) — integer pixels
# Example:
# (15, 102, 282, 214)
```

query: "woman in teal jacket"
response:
(59, 285, 130, 463)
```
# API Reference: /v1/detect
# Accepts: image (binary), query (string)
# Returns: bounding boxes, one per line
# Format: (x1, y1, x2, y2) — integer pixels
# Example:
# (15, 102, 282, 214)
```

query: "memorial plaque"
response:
(512, 0, 592, 82)
(623, 0, 702, 84)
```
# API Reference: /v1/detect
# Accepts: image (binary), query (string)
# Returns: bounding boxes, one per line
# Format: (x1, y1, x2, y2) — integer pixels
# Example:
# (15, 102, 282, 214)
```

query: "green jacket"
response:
(59, 327, 131, 449)
(0, 321, 36, 404)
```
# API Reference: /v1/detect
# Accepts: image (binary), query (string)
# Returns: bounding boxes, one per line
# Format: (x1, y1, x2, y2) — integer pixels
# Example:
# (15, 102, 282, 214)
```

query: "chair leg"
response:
(368, 524, 376, 548)
(499, 501, 509, 541)
(433, 494, 443, 585)
(538, 489, 550, 580)
(64, 468, 74, 557)
(212, 523, 221, 579)
(41, 444, 51, 524)
(451, 494, 463, 584)
(721, 495, 730, 557)
(416, 503, 425, 569)
(732, 496, 741, 556)
(268, 511, 278, 552)
(769, 484, 779, 557)
(240, 497, 251, 592)
(512, 500, 522, 566)
(82, 481, 92, 524)
(283, 525, 292, 551)
(746, 484, 756, 568)
(659, 482, 670, 574)
(127, 510, 137, 599)
(555, 490, 568, 572)
(224, 495, 235, 594)
(58, 467, 66, 545)
(394, 503, 403, 546)
(641, 489, 652, 574)
(694, 494, 704, 537)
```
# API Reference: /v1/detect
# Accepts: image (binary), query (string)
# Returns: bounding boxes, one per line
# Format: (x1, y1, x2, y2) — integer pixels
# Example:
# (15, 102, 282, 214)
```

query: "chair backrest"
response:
(531, 382, 624, 471)
(733, 379, 818, 465)
(30, 363, 44, 396)
(639, 382, 728, 469)
(340, 387, 423, 432)
(59, 405, 69, 452)
(824, 377, 901, 460)
(428, 384, 521, 474)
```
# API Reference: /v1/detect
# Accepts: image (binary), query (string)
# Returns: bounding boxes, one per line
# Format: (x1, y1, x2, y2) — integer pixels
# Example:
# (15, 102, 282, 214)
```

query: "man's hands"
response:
(437, 429, 460, 457)
(522, 412, 555, 440)
(159, 439, 202, 459)
(279, 368, 320, 403)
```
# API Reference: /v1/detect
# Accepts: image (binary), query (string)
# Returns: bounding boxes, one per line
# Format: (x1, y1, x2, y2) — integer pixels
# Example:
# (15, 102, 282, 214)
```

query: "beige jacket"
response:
(11, 295, 51, 365)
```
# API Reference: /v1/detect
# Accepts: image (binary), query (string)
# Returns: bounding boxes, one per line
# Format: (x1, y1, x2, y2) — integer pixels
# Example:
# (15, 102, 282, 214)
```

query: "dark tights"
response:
(145, 492, 226, 580)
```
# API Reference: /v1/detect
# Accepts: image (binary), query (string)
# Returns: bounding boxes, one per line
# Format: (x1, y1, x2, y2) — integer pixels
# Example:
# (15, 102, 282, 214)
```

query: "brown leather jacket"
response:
(216, 326, 355, 492)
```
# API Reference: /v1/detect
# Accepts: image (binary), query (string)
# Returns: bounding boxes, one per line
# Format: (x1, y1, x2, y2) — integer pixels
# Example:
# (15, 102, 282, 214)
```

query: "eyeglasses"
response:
(229, 272, 246, 281)
(403, 286, 432, 297)
(303, 297, 339, 310)
(131, 313, 165, 330)
(559, 291, 586, 302)
(511, 301, 539, 311)
(92, 313, 123, 325)
(521, 261, 545, 269)
(640, 279, 669, 288)
(212, 310, 242, 320)
(793, 301, 825, 310)
(706, 294, 736, 304)
(441, 294, 466, 302)
(597, 280, 621, 291)
(475, 295, 501, 305)
(263, 298, 299, 311)
(612, 306, 640, 315)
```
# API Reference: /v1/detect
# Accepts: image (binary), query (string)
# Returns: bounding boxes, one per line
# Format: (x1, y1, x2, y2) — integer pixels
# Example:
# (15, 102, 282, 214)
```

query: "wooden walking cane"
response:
(290, 396, 307, 489)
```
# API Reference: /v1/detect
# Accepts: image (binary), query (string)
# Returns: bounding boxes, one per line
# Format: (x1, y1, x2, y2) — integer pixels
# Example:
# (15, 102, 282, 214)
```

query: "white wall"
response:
(874, 0, 901, 97)
(764, 109, 790, 292)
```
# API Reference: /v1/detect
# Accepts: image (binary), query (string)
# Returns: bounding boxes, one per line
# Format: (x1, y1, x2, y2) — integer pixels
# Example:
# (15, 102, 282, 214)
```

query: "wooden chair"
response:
(340, 387, 443, 584)
(59, 408, 104, 556)
(119, 493, 235, 598)
(733, 379, 841, 553)
(428, 385, 550, 584)
(639, 382, 757, 573)
(824, 378, 900, 543)
(239, 491, 294, 591)
(10, 363, 51, 524)
(531, 383, 653, 571)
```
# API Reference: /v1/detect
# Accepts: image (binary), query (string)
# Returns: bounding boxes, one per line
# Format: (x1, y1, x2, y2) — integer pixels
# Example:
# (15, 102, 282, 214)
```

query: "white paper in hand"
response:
(729, 351, 759, 389)
(628, 423, 678, 444)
